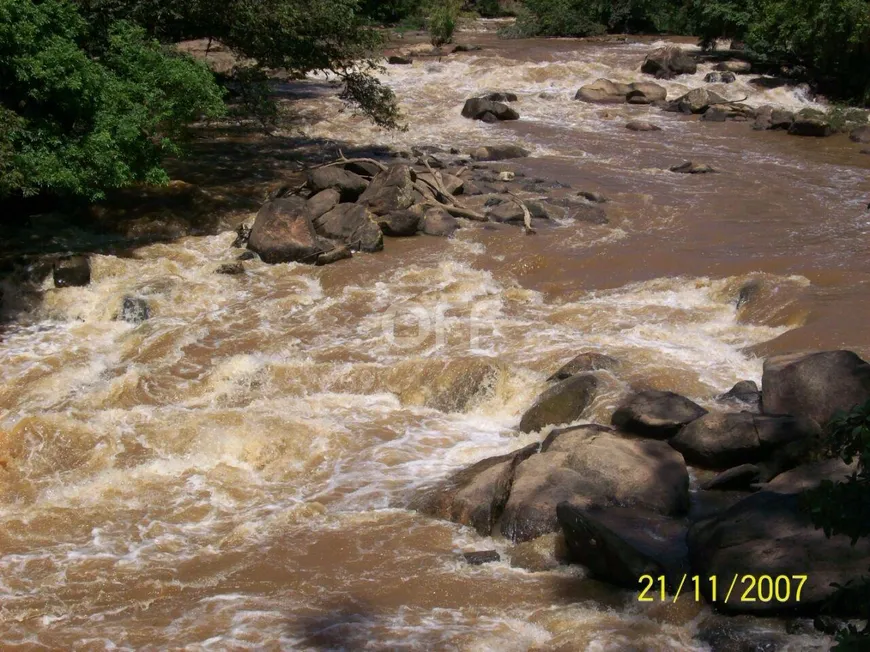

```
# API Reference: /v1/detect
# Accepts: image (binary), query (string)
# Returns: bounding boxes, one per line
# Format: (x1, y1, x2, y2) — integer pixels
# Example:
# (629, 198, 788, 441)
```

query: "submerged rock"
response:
(670, 161, 716, 174)
(231, 223, 251, 248)
(215, 262, 245, 275)
(463, 550, 500, 565)
(377, 209, 421, 237)
(119, 296, 150, 323)
(850, 125, 870, 143)
(626, 120, 662, 132)
(53, 256, 91, 288)
(469, 144, 530, 161)
(611, 389, 708, 439)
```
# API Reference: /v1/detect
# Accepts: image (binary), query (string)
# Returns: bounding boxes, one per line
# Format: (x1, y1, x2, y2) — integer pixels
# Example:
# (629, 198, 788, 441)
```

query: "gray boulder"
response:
(247, 197, 326, 264)
(574, 79, 630, 104)
(306, 167, 369, 201)
(519, 374, 600, 433)
(377, 210, 421, 237)
(788, 110, 832, 137)
(469, 144, 530, 161)
(753, 105, 795, 131)
(461, 98, 519, 121)
(641, 47, 697, 78)
(670, 88, 729, 114)
(669, 411, 821, 469)
(850, 125, 870, 143)
(688, 491, 870, 614)
(761, 350, 870, 428)
(358, 165, 416, 215)
(558, 503, 689, 589)
(717, 380, 761, 408)
(670, 161, 716, 174)
(312, 204, 383, 253)
(419, 207, 459, 237)
(547, 352, 620, 381)
(626, 81, 667, 104)
(305, 189, 341, 220)
(53, 256, 91, 288)
(626, 120, 662, 132)
(611, 389, 708, 439)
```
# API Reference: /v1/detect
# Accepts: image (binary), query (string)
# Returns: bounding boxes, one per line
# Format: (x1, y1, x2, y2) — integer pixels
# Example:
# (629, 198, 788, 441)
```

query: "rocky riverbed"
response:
(1, 22, 869, 651)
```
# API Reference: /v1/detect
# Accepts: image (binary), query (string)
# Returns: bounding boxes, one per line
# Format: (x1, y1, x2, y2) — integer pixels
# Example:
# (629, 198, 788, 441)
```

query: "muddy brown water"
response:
(1, 23, 868, 650)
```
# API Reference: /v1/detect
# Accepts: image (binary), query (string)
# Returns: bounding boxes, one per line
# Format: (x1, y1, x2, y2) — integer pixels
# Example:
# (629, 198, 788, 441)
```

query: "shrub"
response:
(428, 0, 462, 46)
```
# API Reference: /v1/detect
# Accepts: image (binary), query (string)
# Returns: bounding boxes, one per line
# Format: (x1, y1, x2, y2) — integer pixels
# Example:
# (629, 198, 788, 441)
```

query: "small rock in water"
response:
(453, 44, 482, 53)
(216, 262, 245, 275)
(231, 224, 251, 248)
(53, 255, 91, 288)
(463, 550, 500, 565)
(670, 161, 716, 174)
(498, 171, 515, 182)
(120, 296, 150, 324)
(626, 120, 662, 132)
(578, 191, 608, 203)
(237, 250, 258, 261)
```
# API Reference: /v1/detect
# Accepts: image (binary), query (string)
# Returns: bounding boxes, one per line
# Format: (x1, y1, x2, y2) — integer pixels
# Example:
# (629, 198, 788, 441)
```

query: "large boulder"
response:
(547, 352, 620, 382)
(519, 374, 600, 433)
(761, 457, 858, 494)
(558, 503, 689, 589)
(611, 390, 708, 439)
(701, 103, 755, 122)
(247, 197, 326, 264)
(788, 110, 832, 137)
(641, 47, 697, 78)
(377, 210, 421, 237)
(669, 411, 821, 470)
(574, 79, 629, 104)
(53, 256, 91, 288)
(419, 207, 459, 237)
(670, 88, 728, 114)
(500, 434, 689, 541)
(626, 81, 667, 104)
(752, 106, 795, 131)
(306, 167, 369, 201)
(311, 204, 383, 253)
(469, 144, 530, 161)
(413, 444, 539, 536)
(461, 98, 519, 121)
(358, 165, 416, 216)
(850, 126, 870, 143)
(688, 491, 870, 614)
(761, 351, 870, 428)
(305, 188, 341, 220)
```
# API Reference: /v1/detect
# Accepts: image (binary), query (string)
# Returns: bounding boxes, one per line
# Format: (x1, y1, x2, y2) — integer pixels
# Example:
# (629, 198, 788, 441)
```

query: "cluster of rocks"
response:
(417, 348, 870, 619)
(461, 93, 520, 123)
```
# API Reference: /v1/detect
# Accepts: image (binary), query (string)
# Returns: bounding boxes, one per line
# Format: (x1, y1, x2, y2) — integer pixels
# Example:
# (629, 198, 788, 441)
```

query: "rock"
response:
(501, 435, 689, 541)
(569, 202, 609, 224)
(420, 207, 459, 237)
(519, 374, 600, 433)
(485, 92, 518, 102)
(670, 412, 821, 470)
(702, 103, 756, 122)
(626, 81, 667, 104)
(715, 60, 752, 74)
(413, 443, 539, 535)
(497, 171, 515, 182)
(547, 352, 620, 381)
(525, 200, 561, 221)
(377, 210, 420, 237)
(541, 423, 617, 453)
(761, 351, 870, 428)
(463, 550, 500, 565)
(247, 197, 326, 264)
(237, 250, 257, 261)
(461, 98, 519, 121)
(388, 55, 412, 65)
(358, 164, 416, 216)
(689, 489, 752, 523)
(752, 106, 795, 131)
(574, 78, 629, 104)
(849, 125, 870, 143)
(641, 46, 698, 78)
(231, 224, 251, 248)
(53, 256, 91, 288)
(119, 296, 150, 323)
(417, 172, 464, 196)
(718, 380, 761, 407)
(306, 167, 369, 202)
(670, 161, 716, 174)
(452, 44, 482, 53)
(480, 112, 499, 123)
(704, 71, 736, 84)
(311, 204, 383, 253)
(788, 110, 832, 137)
(469, 144, 530, 161)
(343, 160, 383, 178)
(688, 491, 870, 614)
(487, 201, 525, 223)
(626, 120, 662, 132)
(611, 390, 708, 439)
(215, 262, 245, 275)
(315, 244, 353, 266)
(578, 191, 608, 203)
(558, 504, 689, 589)
(305, 189, 341, 220)
(761, 458, 858, 494)
(670, 88, 728, 114)
(703, 464, 763, 491)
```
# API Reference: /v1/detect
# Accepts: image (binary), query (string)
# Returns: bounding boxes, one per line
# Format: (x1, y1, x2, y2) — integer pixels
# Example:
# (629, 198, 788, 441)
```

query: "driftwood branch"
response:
(507, 191, 535, 234)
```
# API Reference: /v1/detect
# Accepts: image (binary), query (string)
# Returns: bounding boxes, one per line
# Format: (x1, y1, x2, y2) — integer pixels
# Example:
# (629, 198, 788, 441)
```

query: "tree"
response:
(806, 399, 870, 649)
(0, 0, 225, 200)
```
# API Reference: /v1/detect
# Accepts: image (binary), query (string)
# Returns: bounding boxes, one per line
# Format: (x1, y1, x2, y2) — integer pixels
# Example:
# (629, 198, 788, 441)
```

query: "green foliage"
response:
(0, 0, 225, 200)
(427, 0, 462, 46)
(806, 399, 870, 647)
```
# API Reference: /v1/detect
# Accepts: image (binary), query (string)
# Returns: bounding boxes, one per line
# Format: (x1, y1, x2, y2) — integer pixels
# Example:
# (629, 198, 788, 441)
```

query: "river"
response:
(1, 22, 868, 651)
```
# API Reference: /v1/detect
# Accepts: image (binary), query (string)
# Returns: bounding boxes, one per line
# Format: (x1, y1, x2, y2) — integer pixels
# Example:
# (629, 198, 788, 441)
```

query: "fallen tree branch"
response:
(507, 191, 535, 234)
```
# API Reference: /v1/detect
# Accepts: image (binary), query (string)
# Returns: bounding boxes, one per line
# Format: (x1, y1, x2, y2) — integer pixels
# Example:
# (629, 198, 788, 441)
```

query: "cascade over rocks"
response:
(558, 503, 690, 589)
(688, 491, 870, 615)
(641, 46, 697, 79)
(500, 433, 689, 542)
(247, 197, 326, 264)
(53, 255, 91, 288)
(461, 97, 519, 121)
(761, 350, 870, 427)
(611, 390, 708, 438)
(669, 411, 822, 470)
(519, 373, 600, 433)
